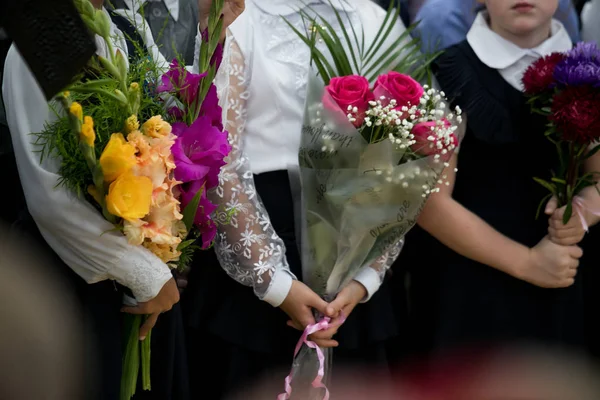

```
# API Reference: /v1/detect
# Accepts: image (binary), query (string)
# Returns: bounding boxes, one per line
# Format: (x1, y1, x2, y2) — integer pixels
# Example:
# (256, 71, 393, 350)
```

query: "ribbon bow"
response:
(277, 313, 346, 400)
(573, 196, 600, 232)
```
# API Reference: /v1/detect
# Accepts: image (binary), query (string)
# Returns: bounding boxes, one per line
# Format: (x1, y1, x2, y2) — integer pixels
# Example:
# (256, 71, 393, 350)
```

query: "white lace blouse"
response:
(211, 0, 408, 307)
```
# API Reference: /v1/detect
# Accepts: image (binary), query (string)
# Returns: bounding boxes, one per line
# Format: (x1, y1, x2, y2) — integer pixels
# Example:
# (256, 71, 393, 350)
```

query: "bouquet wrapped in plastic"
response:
(279, 2, 461, 398)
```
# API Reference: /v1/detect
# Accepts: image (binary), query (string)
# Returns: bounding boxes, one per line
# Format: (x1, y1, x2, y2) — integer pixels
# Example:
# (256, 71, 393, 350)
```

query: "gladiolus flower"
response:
(106, 172, 153, 221)
(99, 133, 137, 182)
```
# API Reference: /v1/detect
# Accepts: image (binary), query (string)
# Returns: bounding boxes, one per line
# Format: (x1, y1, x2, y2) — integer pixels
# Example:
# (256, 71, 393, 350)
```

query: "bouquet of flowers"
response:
(522, 42, 600, 225)
(279, 1, 461, 398)
(35, 0, 230, 398)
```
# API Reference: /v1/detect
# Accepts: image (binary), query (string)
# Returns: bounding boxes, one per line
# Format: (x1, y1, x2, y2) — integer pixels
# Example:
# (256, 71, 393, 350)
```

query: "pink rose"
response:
(411, 119, 458, 157)
(323, 75, 374, 127)
(374, 72, 424, 110)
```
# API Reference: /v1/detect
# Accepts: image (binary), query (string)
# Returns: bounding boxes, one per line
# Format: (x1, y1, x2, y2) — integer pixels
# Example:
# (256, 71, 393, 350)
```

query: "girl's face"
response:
(482, 0, 558, 36)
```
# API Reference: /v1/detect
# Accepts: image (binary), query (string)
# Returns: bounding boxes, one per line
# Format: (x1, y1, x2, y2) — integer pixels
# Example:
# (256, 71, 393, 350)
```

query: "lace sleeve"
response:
(209, 34, 296, 307)
(353, 239, 404, 302)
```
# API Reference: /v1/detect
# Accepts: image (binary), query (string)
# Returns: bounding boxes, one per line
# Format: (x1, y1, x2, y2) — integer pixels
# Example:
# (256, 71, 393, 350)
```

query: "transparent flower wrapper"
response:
(287, 75, 450, 398)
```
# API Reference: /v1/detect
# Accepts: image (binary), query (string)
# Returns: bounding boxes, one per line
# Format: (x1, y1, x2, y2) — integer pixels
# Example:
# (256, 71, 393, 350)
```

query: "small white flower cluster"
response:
(344, 85, 463, 198)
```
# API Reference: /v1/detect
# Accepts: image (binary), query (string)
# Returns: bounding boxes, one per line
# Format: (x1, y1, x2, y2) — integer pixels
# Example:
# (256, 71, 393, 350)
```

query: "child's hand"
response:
(545, 196, 586, 246)
(308, 281, 367, 348)
(280, 281, 337, 347)
(517, 236, 582, 288)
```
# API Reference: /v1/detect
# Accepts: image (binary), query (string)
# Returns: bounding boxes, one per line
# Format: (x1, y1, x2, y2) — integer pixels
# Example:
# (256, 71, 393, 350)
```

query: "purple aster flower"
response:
(554, 42, 600, 87)
(568, 42, 600, 61)
(171, 116, 231, 189)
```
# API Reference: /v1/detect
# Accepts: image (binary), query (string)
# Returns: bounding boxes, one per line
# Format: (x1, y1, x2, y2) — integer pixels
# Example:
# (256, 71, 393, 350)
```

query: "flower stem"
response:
(141, 324, 152, 391)
(120, 314, 141, 400)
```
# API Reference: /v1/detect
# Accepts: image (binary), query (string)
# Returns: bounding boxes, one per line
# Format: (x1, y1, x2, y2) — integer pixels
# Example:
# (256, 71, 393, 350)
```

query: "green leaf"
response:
(533, 177, 557, 195)
(298, 9, 352, 76)
(363, 26, 415, 75)
(550, 177, 567, 185)
(563, 200, 573, 225)
(585, 143, 600, 160)
(366, 35, 420, 80)
(363, 2, 399, 65)
(282, 17, 335, 82)
(177, 238, 197, 251)
(182, 186, 204, 232)
(71, 78, 117, 90)
(327, 1, 360, 72)
(536, 193, 553, 220)
(339, 1, 363, 58)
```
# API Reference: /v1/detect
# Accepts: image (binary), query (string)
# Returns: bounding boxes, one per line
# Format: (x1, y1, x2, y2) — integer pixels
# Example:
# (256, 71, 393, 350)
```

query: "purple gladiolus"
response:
(180, 179, 218, 248)
(171, 117, 231, 190)
(201, 29, 224, 69)
(200, 84, 223, 131)
(158, 60, 206, 104)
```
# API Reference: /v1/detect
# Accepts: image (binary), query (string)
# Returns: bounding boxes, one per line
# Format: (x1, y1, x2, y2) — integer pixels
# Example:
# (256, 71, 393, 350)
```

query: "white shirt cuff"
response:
(262, 268, 295, 307)
(353, 266, 382, 303)
(107, 249, 173, 302)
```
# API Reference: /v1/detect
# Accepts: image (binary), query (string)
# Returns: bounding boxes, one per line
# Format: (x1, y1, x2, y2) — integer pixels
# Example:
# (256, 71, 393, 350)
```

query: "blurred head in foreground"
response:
(235, 344, 600, 399)
(0, 223, 84, 399)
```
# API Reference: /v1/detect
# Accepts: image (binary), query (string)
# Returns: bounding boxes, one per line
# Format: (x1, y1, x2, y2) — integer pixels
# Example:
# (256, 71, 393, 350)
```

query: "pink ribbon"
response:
(573, 196, 600, 231)
(277, 314, 346, 400)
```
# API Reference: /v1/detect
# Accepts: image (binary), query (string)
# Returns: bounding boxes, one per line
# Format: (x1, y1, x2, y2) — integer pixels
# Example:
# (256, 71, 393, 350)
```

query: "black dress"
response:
(390, 41, 589, 360)
(9, 13, 190, 400)
(182, 170, 401, 399)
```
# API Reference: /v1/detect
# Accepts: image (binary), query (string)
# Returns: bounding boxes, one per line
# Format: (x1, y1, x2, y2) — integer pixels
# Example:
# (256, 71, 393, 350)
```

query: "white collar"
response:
(122, 0, 179, 22)
(467, 11, 572, 70)
(253, 0, 355, 16)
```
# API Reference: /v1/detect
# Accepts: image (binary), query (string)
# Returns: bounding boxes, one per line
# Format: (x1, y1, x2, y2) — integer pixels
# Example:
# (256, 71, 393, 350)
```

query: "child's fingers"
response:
(545, 196, 558, 215)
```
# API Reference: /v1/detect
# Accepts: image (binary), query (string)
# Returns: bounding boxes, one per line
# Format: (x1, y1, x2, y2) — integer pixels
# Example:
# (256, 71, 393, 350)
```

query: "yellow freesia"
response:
(106, 172, 153, 221)
(142, 115, 171, 138)
(99, 133, 136, 182)
(69, 102, 83, 122)
(80, 116, 96, 147)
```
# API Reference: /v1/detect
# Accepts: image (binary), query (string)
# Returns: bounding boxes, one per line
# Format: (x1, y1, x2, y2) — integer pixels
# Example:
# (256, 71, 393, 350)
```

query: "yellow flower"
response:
(125, 115, 140, 133)
(80, 116, 96, 147)
(99, 133, 137, 182)
(106, 172, 153, 221)
(63, 91, 70, 98)
(142, 115, 171, 138)
(69, 102, 83, 122)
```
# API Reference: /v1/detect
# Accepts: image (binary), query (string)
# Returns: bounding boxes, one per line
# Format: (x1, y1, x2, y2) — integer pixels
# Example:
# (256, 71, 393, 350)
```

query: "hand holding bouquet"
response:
(279, 2, 461, 398)
(522, 42, 600, 232)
